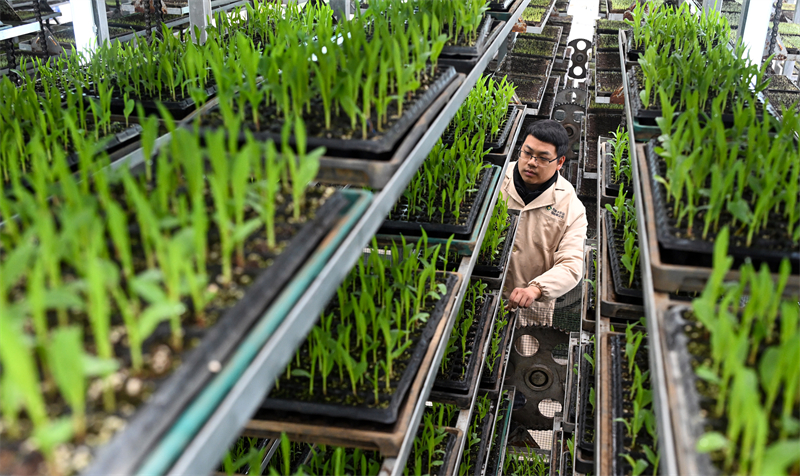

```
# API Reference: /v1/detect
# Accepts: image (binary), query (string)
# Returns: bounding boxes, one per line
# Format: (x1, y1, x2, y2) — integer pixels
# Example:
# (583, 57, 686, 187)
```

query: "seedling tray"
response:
(488, 0, 513, 11)
(93, 83, 217, 120)
(604, 212, 643, 300)
(443, 105, 519, 153)
(479, 311, 517, 396)
(260, 273, 460, 424)
(506, 74, 548, 109)
(599, 211, 644, 319)
(439, 427, 466, 476)
(83, 191, 357, 475)
(576, 342, 596, 457)
(473, 214, 519, 281)
(314, 75, 463, 188)
(440, 15, 493, 58)
(440, 20, 504, 74)
(509, 35, 559, 59)
(242, 273, 464, 456)
(644, 141, 800, 274)
(483, 387, 516, 476)
(485, 104, 526, 167)
(467, 405, 496, 476)
(430, 293, 497, 407)
(487, 0, 524, 21)
(380, 166, 497, 239)
(599, 136, 621, 204)
(195, 66, 457, 156)
(64, 122, 143, 168)
(660, 305, 722, 476)
(376, 165, 503, 255)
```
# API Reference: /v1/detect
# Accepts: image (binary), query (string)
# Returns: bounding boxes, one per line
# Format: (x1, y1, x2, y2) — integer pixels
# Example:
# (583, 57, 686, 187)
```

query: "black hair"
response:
(524, 120, 569, 159)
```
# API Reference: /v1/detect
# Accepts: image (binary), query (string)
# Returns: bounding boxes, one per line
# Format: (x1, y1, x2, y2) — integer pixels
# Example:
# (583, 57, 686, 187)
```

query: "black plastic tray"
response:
(479, 309, 515, 391)
(433, 292, 496, 394)
(259, 273, 460, 425)
(439, 20, 504, 74)
(469, 406, 496, 476)
(645, 141, 800, 273)
(440, 15, 492, 58)
(84, 192, 349, 476)
(196, 66, 457, 155)
(610, 334, 626, 476)
(380, 166, 496, 238)
(602, 139, 624, 197)
(442, 105, 519, 152)
(64, 123, 143, 168)
(473, 214, 518, 279)
(101, 84, 217, 120)
(577, 342, 595, 455)
(488, 0, 514, 11)
(604, 212, 643, 300)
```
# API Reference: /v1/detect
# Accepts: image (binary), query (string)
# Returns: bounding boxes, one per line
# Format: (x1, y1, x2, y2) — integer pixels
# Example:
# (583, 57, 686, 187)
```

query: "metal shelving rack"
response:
(615, 28, 678, 476)
(121, 2, 534, 475)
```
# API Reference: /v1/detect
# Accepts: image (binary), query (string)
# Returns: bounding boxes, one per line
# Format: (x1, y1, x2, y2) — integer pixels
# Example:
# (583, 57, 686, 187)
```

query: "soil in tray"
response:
(596, 71, 622, 95)
(512, 37, 557, 58)
(764, 90, 800, 115)
(577, 343, 596, 452)
(198, 66, 449, 146)
(476, 216, 512, 269)
(405, 427, 457, 476)
(0, 185, 336, 476)
(678, 309, 800, 475)
(386, 167, 490, 229)
(507, 75, 547, 105)
(606, 213, 643, 298)
(107, 12, 186, 27)
(595, 51, 621, 71)
(297, 445, 383, 475)
(612, 335, 658, 476)
(264, 272, 452, 419)
(597, 33, 619, 50)
(646, 148, 800, 271)
(498, 55, 551, 78)
(484, 392, 512, 476)
(435, 292, 492, 391)
(765, 74, 800, 93)
(442, 106, 517, 150)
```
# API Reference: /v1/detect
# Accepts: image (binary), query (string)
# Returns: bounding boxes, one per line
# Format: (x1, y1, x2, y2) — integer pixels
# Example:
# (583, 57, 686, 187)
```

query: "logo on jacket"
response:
(546, 206, 565, 219)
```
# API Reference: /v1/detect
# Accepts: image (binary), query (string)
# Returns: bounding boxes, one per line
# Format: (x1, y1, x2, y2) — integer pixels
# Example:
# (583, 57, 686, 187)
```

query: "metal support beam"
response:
(702, 0, 721, 13)
(330, 0, 350, 22)
(783, 1, 800, 78)
(738, 0, 772, 68)
(71, 0, 107, 51)
(189, 0, 211, 43)
(93, 0, 110, 43)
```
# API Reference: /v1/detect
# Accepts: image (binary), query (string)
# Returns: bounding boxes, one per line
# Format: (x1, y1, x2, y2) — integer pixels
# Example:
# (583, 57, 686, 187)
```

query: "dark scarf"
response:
(513, 164, 559, 205)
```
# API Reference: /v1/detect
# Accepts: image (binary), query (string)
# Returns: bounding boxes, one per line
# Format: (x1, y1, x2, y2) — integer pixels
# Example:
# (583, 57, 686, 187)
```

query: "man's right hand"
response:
(508, 285, 542, 310)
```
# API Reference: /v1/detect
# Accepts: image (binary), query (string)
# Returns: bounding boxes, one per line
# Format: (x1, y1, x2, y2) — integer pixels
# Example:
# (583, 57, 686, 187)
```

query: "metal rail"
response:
(158, 2, 532, 474)
(0, 21, 40, 41)
(617, 29, 678, 476)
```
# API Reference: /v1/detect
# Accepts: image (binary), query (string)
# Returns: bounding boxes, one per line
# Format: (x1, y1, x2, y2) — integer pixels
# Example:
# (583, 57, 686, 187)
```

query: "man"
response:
(502, 120, 587, 312)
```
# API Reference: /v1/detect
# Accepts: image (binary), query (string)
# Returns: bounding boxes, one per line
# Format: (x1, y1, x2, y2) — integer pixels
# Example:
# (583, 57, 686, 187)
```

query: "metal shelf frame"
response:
(0, 21, 41, 41)
(616, 29, 678, 476)
(131, 2, 534, 475)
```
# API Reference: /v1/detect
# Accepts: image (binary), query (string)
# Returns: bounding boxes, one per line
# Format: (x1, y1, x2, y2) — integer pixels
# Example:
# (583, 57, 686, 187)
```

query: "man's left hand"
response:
(508, 285, 541, 309)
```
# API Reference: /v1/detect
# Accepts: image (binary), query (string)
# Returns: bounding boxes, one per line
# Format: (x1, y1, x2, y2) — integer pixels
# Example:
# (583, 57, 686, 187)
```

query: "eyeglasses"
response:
(520, 149, 559, 164)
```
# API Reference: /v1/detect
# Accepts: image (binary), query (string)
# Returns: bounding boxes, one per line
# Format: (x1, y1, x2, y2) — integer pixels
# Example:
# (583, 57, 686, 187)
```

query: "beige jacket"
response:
(501, 163, 587, 307)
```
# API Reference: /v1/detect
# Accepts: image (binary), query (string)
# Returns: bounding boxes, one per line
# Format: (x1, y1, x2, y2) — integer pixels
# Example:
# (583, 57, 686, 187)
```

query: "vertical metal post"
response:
(702, 0, 721, 13)
(738, 0, 772, 69)
(71, 0, 108, 51)
(784, 1, 800, 77)
(189, 0, 211, 43)
(330, 0, 350, 22)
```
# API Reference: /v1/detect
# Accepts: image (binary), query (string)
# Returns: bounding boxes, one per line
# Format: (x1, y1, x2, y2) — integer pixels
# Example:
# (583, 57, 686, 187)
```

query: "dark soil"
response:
(437, 293, 490, 384)
(387, 168, 489, 227)
(764, 90, 800, 115)
(476, 216, 512, 268)
(537, 76, 561, 117)
(595, 51, 621, 71)
(650, 153, 800, 259)
(499, 55, 551, 77)
(607, 214, 642, 293)
(596, 71, 622, 95)
(268, 274, 447, 409)
(765, 74, 799, 92)
(507, 75, 547, 106)
(0, 186, 334, 475)
(585, 113, 623, 173)
(199, 66, 446, 143)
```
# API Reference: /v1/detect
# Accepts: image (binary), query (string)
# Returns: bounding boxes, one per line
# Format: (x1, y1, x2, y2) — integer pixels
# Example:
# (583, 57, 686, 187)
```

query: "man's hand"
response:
(508, 285, 541, 309)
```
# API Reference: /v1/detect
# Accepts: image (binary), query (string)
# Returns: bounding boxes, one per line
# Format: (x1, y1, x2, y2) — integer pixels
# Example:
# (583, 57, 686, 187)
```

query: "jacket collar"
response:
(504, 161, 565, 211)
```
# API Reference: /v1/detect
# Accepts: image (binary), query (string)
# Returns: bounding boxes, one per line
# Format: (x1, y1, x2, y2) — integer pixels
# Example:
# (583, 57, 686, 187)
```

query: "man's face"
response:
(518, 135, 566, 186)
